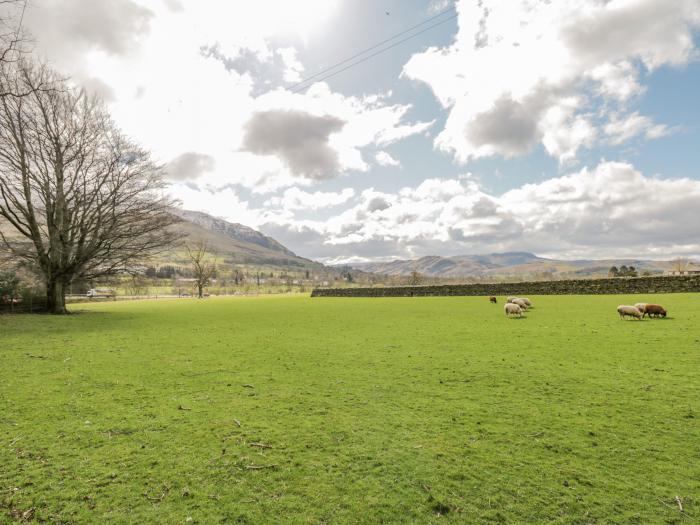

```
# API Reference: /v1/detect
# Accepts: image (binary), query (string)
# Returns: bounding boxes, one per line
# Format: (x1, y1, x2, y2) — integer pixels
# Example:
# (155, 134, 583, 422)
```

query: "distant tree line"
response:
(608, 265, 638, 278)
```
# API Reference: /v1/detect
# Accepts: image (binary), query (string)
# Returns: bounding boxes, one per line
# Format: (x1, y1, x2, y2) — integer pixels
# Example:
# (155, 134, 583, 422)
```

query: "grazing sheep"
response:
(634, 303, 647, 315)
(506, 296, 517, 303)
(489, 296, 497, 304)
(644, 304, 667, 318)
(504, 303, 523, 317)
(617, 305, 642, 320)
(512, 298, 529, 310)
(520, 298, 532, 308)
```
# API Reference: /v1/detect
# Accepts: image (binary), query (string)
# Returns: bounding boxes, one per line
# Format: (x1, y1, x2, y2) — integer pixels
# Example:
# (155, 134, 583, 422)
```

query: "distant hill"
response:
(2, 210, 318, 271)
(169, 209, 323, 270)
(348, 252, 676, 279)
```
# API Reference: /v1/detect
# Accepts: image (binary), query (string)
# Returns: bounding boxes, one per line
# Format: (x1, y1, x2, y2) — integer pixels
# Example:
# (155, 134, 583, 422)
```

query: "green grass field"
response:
(1, 295, 699, 523)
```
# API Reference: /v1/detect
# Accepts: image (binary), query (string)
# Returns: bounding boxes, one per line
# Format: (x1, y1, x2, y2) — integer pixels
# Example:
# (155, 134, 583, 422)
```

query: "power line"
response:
(16, 0, 28, 41)
(288, 6, 457, 93)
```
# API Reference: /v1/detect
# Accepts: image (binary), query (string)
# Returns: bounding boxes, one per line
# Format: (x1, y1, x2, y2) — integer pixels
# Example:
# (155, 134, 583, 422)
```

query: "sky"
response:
(18, 0, 700, 263)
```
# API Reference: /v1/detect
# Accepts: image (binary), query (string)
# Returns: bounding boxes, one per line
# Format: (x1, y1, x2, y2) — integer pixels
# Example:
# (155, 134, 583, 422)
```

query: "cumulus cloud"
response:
(23, 1, 432, 194)
(24, 0, 153, 62)
(375, 151, 401, 168)
(166, 152, 216, 181)
(465, 94, 545, 157)
(277, 47, 304, 83)
(428, 0, 454, 15)
(403, 0, 700, 163)
(254, 162, 700, 261)
(239, 84, 433, 185)
(265, 187, 355, 211)
(163, 0, 184, 12)
(604, 112, 671, 145)
(241, 110, 345, 179)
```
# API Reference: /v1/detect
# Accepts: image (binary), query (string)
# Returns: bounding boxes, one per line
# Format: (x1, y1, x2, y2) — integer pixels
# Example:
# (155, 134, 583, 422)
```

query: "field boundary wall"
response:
(311, 276, 700, 297)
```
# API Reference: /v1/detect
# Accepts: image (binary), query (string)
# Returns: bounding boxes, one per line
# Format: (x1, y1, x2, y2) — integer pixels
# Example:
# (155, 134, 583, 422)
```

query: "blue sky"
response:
(22, 0, 700, 262)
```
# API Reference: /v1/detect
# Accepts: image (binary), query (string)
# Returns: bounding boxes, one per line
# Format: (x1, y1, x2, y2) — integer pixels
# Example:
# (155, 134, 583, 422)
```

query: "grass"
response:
(1, 294, 699, 524)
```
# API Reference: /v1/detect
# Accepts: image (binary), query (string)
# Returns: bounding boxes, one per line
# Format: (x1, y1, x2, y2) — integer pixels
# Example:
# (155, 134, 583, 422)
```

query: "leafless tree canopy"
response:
(671, 257, 690, 273)
(186, 241, 216, 298)
(0, 61, 180, 313)
(0, 1, 30, 97)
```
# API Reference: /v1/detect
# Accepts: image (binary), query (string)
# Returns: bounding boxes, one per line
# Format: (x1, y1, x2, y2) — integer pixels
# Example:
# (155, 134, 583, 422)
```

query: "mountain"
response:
(169, 209, 322, 270)
(348, 252, 676, 279)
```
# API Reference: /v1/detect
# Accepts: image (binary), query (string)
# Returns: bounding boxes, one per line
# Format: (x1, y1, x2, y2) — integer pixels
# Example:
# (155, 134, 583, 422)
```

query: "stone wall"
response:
(311, 276, 700, 298)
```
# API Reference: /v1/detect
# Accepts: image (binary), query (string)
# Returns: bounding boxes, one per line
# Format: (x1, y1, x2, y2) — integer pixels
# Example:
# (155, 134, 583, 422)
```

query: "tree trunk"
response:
(46, 279, 67, 314)
(197, 284, 203, 299)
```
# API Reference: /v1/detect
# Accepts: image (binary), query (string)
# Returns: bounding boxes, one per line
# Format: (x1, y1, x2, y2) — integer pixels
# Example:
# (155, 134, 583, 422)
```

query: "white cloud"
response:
(244, 85, 432, 183)
(166, 152, 216, 181)
(427, 0, 454, 15)
(19, 1, 700, 264)
(255, 162, 700, 261)
(241, 110, 346, 179)
(277, 47, 304, 82)
(24, 0, 432, 192)
(265, 187, 355, 211)
(374, 151, 401, 168)
(604, 112, 672, 145)
(541, 106, 597, 165)
(587, 61, 644, 102)
(24, 0, 154, 63)
(402, 0, 700, 163)
(168, 183, 291, 230)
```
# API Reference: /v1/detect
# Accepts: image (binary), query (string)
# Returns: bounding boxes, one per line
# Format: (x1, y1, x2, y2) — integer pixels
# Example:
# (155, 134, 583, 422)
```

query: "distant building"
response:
(665, 263, 700, 276)
(665, 269, 700, 276)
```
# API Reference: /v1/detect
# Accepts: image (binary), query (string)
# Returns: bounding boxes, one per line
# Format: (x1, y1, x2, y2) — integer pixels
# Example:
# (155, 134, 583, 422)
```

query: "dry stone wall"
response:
(311, 276, 700, 297)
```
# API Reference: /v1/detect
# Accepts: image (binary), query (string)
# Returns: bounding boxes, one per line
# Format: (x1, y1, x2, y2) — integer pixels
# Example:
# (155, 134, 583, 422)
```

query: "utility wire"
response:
(288, 5, 457, 93)
(15, 0, 28, 41)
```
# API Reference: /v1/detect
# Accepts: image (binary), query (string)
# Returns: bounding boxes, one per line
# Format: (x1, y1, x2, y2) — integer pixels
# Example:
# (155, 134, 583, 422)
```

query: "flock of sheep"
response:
(617, 302, 667, 320)
(490, 296, 668, 320)
(489, 296, 532, 317)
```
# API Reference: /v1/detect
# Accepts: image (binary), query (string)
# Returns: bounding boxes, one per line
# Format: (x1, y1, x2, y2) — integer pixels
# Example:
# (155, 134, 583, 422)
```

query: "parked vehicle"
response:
(87, 289, 115, 298)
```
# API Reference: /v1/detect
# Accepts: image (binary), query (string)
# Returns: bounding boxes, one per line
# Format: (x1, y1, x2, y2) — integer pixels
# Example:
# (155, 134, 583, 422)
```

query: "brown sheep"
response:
(643, 304, 667, 318)
(489, 296, 497, 304)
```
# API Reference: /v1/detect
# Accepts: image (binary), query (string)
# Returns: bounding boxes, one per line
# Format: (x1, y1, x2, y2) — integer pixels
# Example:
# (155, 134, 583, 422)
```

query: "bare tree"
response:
(186, 241, 216, 298)
(670, 257, 689, 274)
(0, 61, 180, 313)
(408, 270, 424, 286)
(1, 1, 27, 60)
(0, 1, 32, 98)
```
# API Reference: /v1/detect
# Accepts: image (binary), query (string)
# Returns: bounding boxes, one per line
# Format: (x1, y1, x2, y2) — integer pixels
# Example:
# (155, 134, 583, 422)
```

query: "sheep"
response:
(512, 298, 529, 310)
(489, 296, 497, 304)
(643, 304, 667, 318)
(504, 303, 523, 317)
(617, 305, 642, 320)
(634, 303, 647, 315)
(507, 297, 530, 308)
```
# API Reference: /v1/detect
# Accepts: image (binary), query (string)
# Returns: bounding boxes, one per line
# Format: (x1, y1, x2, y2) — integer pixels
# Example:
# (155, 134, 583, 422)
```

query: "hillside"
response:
(349, 252, 677, 279)
(168, 209, 323, 271)
(0, 212, 321, 273)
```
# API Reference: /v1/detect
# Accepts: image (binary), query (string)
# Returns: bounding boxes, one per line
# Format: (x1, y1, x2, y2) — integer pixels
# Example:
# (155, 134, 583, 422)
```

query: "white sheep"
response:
(634, 303, 647, 314)
(506, 296, 517, 304)
(512, 298, 529, 310)
(520, 298, 532, 307)
(504, 303, 523, 317)
(617, 305, 642, 320)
